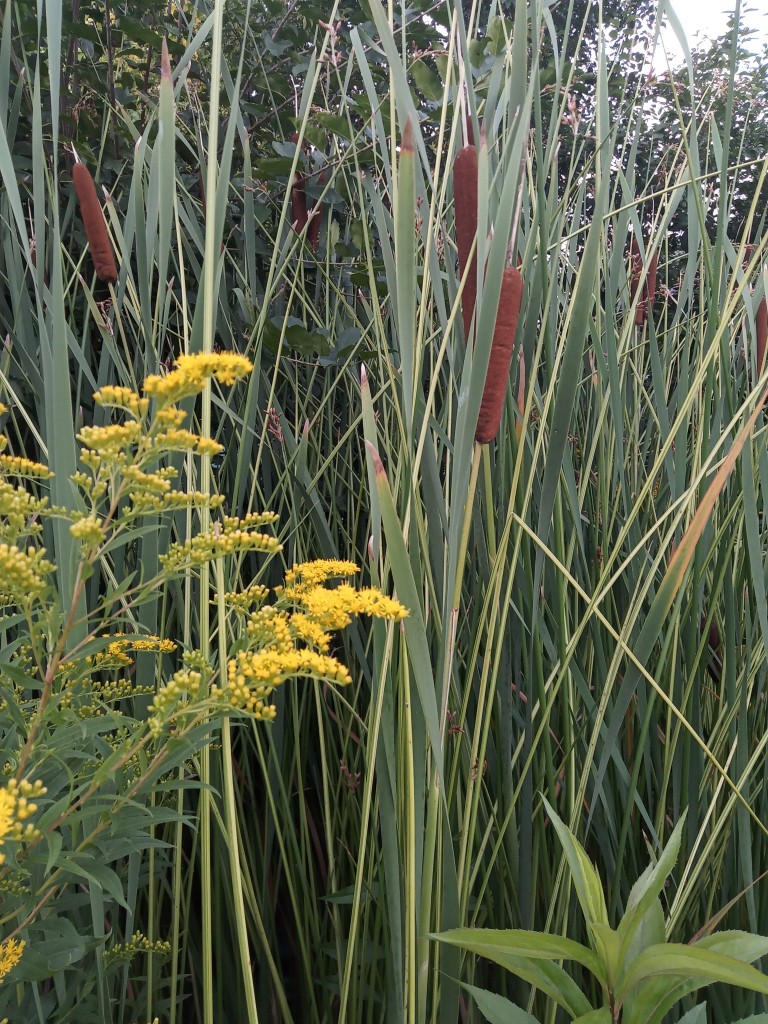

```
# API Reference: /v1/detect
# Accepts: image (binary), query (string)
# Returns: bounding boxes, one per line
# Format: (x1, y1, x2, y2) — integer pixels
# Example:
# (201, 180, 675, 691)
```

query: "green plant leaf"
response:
(617, 813, 687, 961)
(461, 983, 540, 1024)
(618, 943, 768, 1004)
(543, 796, 609, 932)
(676, 1004, 708, 1024)
(432, 928, 598, 1014)
(572, 1010, 612, 1024)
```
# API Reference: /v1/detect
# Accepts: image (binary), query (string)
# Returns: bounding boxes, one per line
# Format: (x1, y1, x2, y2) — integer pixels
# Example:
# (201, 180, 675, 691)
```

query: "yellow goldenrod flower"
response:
(69, 515, 105, 547)
(299, 583, 408, 630)
(0, 543, 53, 602)
(77, 421, 142, 455)
(0, 779, 46, 864)
(0, 454, 53, 479)
(160, 520, 281, 573)
(93, 386, 149, 418)
(143, 352, 253, 406)
(175, 352, 253, 385)
(283, 559, 359, 588)
(0, 937, 25, 982)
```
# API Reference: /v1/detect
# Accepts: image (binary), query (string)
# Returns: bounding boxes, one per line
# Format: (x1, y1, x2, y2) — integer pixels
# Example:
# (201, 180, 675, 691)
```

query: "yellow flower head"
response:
(0, 938, 25, 982)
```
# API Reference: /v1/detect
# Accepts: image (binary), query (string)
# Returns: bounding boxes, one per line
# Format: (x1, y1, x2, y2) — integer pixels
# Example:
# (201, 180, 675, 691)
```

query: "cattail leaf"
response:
(363, 440, 444, 784)
(589, 388, 768, 826)
(454, 143, 479, 345)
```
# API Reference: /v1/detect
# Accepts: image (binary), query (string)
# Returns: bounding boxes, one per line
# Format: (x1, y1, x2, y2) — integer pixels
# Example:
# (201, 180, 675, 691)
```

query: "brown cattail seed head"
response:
(629, 236, 656, 325)
(475, 266, 524, 444)
(454, 144, 479, 345)
(757, 296, 767, 375)
(72, 163, 118, 284)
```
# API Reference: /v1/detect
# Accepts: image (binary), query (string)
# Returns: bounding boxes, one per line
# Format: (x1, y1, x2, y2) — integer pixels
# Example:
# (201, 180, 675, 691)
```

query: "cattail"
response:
(307, 170, 326, 251)
(475, 266, 524, 444)
(743, 245, 766, 374)
(291, 176, 308, 233)
(290, 132, 308, 234)
(757, 296, 767, 374)
(629, 236, 656, 325)
(454, 144, 479, 345)
(72, 162, 118, 285)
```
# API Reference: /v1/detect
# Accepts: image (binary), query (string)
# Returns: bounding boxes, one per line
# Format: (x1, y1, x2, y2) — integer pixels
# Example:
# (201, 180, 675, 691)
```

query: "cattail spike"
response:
(72, 162, 118, 285)
(475, 267, 524, 444)
(454, 144, 479, 345)
(757, 296, 767, 375)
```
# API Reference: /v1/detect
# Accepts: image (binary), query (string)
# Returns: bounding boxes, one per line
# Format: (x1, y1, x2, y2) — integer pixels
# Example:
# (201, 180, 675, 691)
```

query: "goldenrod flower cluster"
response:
(143, 352, 253, 406)
(102, 931, 171, 967)
(0, 454, 53, 479)
(148, 668, 206, 738)
(160, 513, 281, 573)
(148, 560, 407, 735)
(0, 937, 25, 983)
(0, 543, 54, 604)
(207, 560, 408, 720)
(0, 479, 48, 543)
(71, 351, 252, 536)
(0, 779, 46, 865)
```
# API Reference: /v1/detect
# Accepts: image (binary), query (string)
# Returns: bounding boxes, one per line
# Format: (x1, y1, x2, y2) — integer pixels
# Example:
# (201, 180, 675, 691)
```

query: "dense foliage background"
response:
(1, 0, 768, 1021)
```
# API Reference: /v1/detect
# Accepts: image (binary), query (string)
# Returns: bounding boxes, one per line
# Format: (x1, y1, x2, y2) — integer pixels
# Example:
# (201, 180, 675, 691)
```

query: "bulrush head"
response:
(757, 295, 767, 375)
(475, 266, 524, 444)
(453, 142, 479, 345)
(72, 161, 118, 285)
(290, 133, 309, 235)
(629, 235, 656, 325)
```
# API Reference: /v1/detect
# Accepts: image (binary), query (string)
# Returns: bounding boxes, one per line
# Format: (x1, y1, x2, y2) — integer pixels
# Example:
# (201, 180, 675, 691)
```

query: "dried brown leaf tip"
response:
(72, 162, 118, 285)
(629, 236, 657, 325)
(161, 37, 172, 83)
(475, 266, 524, 444)
(454, 143, 479, 345)
(401, 117, 414, 154)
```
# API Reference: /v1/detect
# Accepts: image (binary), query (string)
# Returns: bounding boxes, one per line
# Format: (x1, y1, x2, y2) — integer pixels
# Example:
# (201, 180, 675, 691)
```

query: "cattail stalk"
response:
(72, 162, 118, 285)
(454, 144, 479, 345)
(475, 266, 524, 444)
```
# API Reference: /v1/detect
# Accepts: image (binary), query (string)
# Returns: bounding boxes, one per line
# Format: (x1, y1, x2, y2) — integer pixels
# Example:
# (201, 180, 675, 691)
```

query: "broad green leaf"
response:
(618, 943, 768, 1003)
(543, 797, 609, 931)
(432, 928, 600, 1013)
(462, 983, 540, 1024)
(411, 59, 443, 102)
(695, 932, 768, 964)
(573, 1011, 612, 1024)
(676, 1004, 708, 1024)
(617, 813, 686, 960)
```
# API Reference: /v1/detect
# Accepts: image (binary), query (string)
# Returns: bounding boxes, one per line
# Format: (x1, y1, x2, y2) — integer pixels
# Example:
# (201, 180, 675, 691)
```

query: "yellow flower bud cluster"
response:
(0, 937, 25, 983)
(0, 454, 53, 479)
(160, 515, 281, 573)
(93, 386, 149, 418)
(0, 479, 48, 543)
(69, 514, 105, 547)
(0, 543, 54, 603)
(222, 584, 270, 613)
(102, 931, 171, 967)
(0, 779, 46, 864)
(70, 353, 253, 528)
(148, 668, 206, 738)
